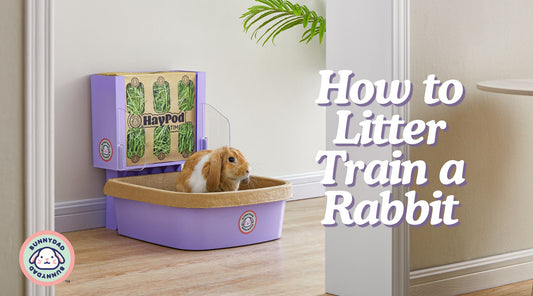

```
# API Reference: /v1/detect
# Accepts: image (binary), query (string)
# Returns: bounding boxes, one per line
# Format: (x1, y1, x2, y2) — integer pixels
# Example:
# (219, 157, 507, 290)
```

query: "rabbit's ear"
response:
(29, 249, 41, 263)
(206, 148, 225, 191)
(54, 250, 65, 263)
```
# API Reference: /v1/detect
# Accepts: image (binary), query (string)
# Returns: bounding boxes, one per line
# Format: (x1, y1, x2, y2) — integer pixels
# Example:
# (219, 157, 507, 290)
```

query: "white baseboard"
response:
(55, 197, 106, 233)
(278, 170, 325, 201)
(55, 171, 325, 232)
(410, 248, 533, 296)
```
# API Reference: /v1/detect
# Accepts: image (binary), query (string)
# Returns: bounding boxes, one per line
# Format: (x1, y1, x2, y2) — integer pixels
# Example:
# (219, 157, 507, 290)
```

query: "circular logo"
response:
(239, 210, 257, 234)
(128, 114, 142, 128)
(99, 138, 113, 162)
(156, 76, 166, 86)
(130, 77, 140, 88)
(19, 231, 75, 286)
(130, 155, 140, 163)
(157, 152, 166, 160)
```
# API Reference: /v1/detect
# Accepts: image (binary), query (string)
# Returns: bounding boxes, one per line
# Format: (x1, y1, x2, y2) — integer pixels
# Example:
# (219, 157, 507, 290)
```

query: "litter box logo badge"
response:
(19, 231, 75, 286)
(239, 210, 257, 234)
(99, 138, 113, 162)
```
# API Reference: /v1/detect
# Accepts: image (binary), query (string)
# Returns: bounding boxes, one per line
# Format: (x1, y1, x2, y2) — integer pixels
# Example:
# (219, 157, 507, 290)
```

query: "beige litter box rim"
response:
(103, 172, 292, 209)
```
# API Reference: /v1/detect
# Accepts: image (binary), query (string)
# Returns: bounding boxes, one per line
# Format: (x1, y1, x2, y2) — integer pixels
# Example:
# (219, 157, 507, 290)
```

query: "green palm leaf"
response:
(241, 0, 326, 46)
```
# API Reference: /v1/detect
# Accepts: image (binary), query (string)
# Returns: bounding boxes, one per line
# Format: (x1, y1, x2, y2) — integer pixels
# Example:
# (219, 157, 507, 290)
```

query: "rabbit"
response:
(176, 146, 250, 193)
(29, 247, 64, 270)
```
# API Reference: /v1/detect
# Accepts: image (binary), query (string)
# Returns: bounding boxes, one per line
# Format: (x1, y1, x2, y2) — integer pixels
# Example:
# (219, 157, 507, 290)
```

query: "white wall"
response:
(55, 0, 325, 202)
(0, 0, 24, 294)
(410, 0, 533, 270)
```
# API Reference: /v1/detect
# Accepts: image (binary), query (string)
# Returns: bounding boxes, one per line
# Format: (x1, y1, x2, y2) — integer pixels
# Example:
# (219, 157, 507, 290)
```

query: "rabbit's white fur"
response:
(189, 153, 210, 193)
(176, 146, 250, 193)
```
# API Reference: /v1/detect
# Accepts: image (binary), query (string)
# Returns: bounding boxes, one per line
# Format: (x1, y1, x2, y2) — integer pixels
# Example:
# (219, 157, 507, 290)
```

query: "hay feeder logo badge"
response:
(239, 210, 257, 234)
(19, 231, 75, 286)
(99, 138, 113, 162)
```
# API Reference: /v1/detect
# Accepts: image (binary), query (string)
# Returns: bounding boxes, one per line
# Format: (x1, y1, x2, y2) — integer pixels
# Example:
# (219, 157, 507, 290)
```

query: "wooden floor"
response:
(56, 197, 326, 296)
(460, 279, 533, 296)
(56, 196, 533, 296)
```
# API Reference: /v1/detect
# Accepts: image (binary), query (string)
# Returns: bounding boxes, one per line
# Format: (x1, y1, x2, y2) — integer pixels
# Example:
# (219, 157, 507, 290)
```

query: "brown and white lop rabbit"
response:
(175, 146, 251, 193)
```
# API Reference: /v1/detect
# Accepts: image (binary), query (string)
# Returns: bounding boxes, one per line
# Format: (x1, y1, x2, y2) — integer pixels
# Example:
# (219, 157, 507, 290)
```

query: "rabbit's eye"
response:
(228, 157, 235, 163)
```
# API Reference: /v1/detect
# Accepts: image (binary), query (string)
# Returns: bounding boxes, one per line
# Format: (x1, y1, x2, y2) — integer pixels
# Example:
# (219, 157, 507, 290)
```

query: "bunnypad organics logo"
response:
(19, 231, 75, 286)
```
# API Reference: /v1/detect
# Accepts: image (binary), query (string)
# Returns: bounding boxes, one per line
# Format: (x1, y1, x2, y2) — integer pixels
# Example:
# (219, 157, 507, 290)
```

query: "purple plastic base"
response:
(105, 166, 182, 229)
(114, 198, 286, 250)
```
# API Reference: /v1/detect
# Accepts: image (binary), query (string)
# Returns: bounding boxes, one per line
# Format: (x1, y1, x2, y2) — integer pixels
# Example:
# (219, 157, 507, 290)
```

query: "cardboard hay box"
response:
(91, 71, 206, 171)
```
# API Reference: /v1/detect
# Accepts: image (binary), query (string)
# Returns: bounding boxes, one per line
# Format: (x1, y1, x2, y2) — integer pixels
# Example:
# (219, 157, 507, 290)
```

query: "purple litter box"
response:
(104, 172, 291, 250)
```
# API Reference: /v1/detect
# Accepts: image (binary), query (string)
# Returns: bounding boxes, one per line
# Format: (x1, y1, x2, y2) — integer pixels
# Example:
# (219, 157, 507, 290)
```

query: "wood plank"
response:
(56, 197, 325, 295)
(460, 279, 533, 296)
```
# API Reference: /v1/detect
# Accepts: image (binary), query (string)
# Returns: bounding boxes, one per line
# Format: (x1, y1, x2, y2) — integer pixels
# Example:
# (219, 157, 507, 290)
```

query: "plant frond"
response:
(318, 17, 326, 43)
(302, 6, 310, 27)
(267, 18, 302, 46)
(256, 15, 298, 45)
(240, 0, 326, 46)
(243, 10, 278, 32)
(248, 12, 294, 38)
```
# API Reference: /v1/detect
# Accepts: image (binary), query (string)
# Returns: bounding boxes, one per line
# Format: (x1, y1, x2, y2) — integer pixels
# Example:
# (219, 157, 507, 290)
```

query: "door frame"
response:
(25, 0, 55, 295)
(392, 0, 410, 294)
